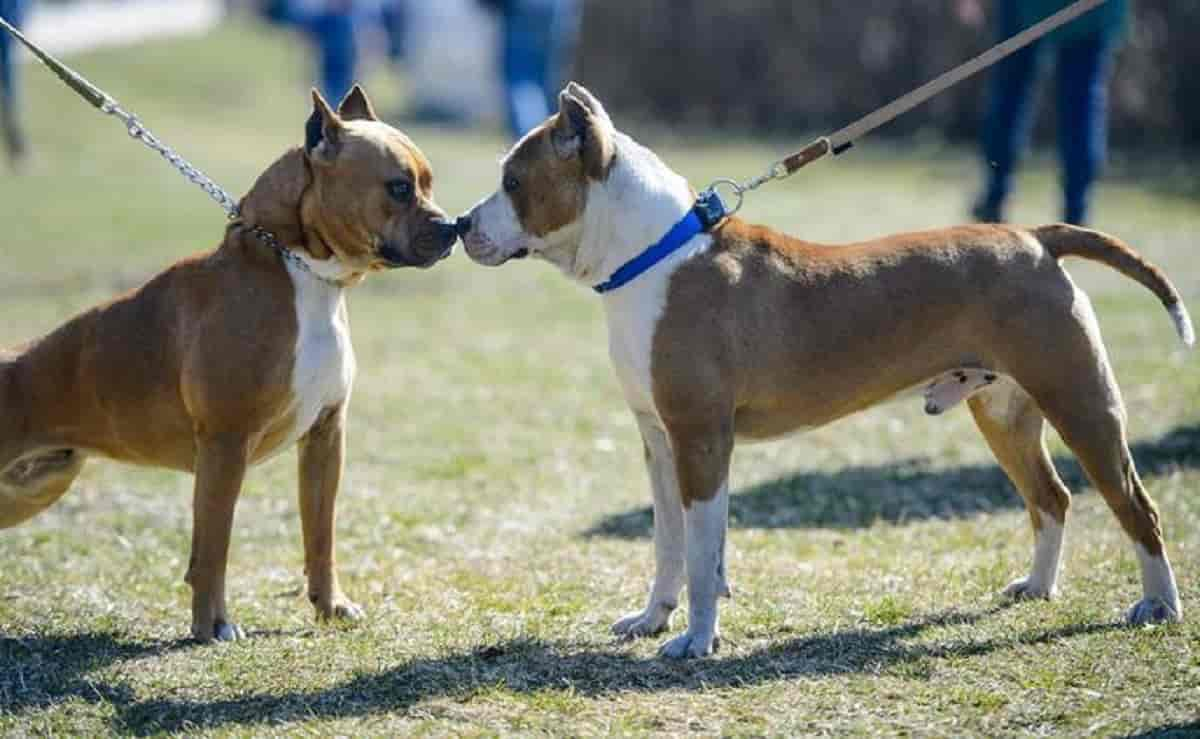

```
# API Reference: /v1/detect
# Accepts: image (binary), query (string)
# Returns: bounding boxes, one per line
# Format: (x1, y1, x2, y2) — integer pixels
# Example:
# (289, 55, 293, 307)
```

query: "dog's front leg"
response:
(297, 404, 363, 623)
(186, 433, 251, 642)
(612, 413, 686, 639)
(658, 420, 733, 659)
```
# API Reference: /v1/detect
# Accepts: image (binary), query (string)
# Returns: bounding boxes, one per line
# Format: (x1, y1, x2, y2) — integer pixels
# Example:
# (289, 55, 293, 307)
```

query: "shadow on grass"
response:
(1121, 721, 1200, 739)
(103, 603, 1123, 734)
(0, 632, 191, 714)
(586, 423, 1200, 538)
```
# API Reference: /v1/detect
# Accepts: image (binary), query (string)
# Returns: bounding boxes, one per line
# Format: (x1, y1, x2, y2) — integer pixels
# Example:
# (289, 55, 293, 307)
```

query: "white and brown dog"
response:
(0, 87, 457, 641)
(459, 83, 1195, 658)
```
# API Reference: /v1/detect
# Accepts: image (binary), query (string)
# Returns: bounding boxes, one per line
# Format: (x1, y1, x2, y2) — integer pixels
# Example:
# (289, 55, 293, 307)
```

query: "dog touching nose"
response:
(454, 215, 472, 237)
(434, 218, 459, 249)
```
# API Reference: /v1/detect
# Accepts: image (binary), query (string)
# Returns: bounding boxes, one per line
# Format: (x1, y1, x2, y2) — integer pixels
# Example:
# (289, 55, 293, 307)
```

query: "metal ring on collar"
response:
(703, 178, 745, 217)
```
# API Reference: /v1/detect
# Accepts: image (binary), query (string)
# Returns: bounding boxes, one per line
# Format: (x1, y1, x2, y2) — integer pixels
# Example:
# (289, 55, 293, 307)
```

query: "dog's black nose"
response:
(434, 218, 459, 247)
(455, 215, 472, 237)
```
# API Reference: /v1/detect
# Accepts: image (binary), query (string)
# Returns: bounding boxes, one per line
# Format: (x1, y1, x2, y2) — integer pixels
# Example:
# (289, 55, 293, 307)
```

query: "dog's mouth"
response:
(463, 235, 530, 266)
(377, 241, 453, 270)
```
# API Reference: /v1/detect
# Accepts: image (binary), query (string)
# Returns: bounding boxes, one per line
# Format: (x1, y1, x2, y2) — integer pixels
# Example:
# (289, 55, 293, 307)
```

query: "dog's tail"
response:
(1034, 223, 1195, 347)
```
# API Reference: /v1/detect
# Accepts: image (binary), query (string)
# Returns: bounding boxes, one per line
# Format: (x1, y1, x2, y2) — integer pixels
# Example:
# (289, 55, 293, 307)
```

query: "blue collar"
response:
(592, 190, 727, 294)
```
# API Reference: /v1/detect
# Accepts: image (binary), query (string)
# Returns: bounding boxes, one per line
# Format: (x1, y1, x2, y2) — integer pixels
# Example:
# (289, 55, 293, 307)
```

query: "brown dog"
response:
(460, 83, 1194, 658)
(0, 86, 456, 641)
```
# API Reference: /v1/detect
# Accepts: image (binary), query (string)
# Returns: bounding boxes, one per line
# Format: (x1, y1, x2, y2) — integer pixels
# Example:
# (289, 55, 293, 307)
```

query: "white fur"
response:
(273, 257, 356, 460)
(660, 480, 729, 659)
(1129, 543, 1182, 623)
(1169, 302, 1195, 347)
(1004, 509, 1064, 599)
(612, 414, 686, 638)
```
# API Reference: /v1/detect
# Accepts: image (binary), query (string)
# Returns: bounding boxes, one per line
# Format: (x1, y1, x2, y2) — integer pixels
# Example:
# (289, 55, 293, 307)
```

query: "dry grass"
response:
(1, 20, 1198, 738)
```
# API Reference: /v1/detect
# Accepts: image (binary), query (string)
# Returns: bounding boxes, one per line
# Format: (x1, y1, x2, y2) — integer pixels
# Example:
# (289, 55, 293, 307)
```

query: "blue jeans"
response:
(979, 3, 1116, 225)
(265, 2, 357, 104)
(501, 0, 581, 138)
(0, 0, 27, 160)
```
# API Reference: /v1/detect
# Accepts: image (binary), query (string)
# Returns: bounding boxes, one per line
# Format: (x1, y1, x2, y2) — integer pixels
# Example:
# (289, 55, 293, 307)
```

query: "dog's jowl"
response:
(460, 82, 1194, 658)
(0, 86, 456, 641)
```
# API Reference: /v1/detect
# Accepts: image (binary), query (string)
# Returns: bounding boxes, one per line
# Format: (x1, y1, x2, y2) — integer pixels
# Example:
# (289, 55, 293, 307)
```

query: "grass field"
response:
(1, 19, 1199, 737)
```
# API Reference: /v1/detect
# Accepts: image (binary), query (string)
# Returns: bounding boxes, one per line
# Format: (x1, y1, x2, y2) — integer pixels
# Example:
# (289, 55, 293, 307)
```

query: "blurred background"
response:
(8, 1, 1199, 145)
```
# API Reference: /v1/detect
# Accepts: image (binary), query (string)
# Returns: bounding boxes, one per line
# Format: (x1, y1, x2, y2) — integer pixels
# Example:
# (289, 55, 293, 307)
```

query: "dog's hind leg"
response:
(0, 449, 84, 528)
(969, 382, 1071, 600)
(1014, 289, 1180, 624)
(185, 433, 250, 642)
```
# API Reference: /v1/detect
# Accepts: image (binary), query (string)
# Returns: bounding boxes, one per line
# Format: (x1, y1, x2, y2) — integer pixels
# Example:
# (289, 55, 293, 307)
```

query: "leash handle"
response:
(0, 15, 111, 110)
(726, 0, 1110, 199)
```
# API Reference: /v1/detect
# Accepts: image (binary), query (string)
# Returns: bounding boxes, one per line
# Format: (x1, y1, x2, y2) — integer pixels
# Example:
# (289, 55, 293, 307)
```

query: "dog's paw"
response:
(1126, 597, 1182, 625)
(1001, 577, 1056, 601)
(331, 599, 365, 622)
(611, 603, 674, 639)
(658, 629, 720, 659)
(193, 619, 246, 643)
(314, 596, 365, 623)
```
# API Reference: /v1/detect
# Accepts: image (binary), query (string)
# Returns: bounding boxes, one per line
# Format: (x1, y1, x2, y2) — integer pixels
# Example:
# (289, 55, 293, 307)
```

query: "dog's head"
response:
(458, 82, 616, 269)
(299, 86, 456, 274)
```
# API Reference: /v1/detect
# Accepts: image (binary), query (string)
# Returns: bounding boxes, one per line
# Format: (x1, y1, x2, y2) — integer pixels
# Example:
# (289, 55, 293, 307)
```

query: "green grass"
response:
(2, 19, 1199, 738)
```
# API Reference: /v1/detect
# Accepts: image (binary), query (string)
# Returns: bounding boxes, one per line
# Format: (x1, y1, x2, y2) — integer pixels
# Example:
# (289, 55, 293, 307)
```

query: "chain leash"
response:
(0, 14, 337, 286)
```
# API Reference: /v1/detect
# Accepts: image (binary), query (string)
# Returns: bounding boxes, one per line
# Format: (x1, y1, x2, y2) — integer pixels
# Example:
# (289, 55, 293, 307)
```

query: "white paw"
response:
(658, 629, 719, 659)
(1002, 577, 1056, 600)
(1126, 597, 1182, 625)
(331, 600, 365, 622)
(611, 603, 674, 639)
(198, 619, 244, 643)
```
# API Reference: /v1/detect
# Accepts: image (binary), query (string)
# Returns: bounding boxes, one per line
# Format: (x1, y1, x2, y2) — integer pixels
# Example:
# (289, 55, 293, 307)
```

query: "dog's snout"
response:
(454, 215, 472, 237)
(434, 218, 459, 248)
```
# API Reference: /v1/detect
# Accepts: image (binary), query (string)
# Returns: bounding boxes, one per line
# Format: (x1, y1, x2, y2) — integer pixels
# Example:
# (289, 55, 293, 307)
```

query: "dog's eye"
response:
(502, 175, 520, 194)
(387, 180, 413, 202)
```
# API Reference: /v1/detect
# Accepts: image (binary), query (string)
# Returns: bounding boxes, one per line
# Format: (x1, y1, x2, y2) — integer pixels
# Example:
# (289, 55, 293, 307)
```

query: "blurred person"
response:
(264, 0, 365, 102)
(0, 0, 29, 171)
(959, 0, 1129, 225)
(479, 0, 582, 139)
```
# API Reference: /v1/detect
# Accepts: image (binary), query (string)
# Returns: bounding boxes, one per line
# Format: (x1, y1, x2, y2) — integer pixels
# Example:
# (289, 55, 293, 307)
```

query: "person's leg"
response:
(306, 10, 357, 103)
(502, 0, 556, 138)
(1056, 35, 1114, 226)
(0, 0, 29, 166)
(976, 3, 1044, 222)
(544, 0, 582, 108)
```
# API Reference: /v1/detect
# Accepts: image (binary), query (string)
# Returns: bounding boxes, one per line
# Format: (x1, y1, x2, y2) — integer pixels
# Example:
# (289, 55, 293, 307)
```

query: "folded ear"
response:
(305, 88, 346, 164)
(337, 84, 378, 122)
(552, 87, 615, 180)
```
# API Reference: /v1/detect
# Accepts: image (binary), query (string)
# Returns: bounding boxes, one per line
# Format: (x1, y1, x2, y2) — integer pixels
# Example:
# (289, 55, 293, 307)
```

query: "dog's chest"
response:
(283, 266, 355, 448)
(601, 240, 708, 418)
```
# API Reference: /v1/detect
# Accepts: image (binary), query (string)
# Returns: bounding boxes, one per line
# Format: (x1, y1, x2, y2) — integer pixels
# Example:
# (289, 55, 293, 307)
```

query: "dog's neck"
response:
(231, 147, 359, 287)
(539, 132, 697, 289)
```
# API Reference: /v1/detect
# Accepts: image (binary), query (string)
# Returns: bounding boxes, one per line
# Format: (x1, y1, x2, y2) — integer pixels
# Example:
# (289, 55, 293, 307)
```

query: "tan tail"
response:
(1034, 224, 1195, 347)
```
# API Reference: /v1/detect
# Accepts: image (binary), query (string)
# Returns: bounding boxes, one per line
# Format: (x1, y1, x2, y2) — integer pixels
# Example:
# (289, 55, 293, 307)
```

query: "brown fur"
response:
(0, 87, 452, 640)
(651, 218, 1175, 560)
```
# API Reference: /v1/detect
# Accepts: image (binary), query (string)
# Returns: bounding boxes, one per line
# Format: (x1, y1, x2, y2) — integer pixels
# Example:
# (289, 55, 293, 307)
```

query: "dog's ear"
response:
(337, 84, 378, 122)
(305, 88, 346, 164)
(563, 82, 612, 126)
(552, 84, 615, 180)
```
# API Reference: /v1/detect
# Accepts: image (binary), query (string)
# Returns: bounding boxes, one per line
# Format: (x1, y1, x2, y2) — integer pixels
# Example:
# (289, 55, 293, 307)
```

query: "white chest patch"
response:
(274, 260, 356, 457)
(602, 234, 712, 419)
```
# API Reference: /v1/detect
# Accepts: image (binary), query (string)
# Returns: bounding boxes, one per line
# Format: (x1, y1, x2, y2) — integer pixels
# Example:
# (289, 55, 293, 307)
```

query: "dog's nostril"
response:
(454, 215, 472, 237)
